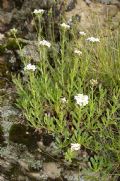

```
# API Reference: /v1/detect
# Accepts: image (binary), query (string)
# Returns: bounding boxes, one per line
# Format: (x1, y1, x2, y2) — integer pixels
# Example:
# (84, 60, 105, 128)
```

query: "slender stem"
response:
(61, 30, 65, 87)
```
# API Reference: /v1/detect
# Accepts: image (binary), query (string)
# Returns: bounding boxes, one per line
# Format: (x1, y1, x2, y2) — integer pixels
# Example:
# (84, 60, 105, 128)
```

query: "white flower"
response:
(60, 23, 70, 29)
(74, 49, 82, 56)
(79, 31, 86, 36)
(24, 63, 36, 71)
(86, 37, 100, 42)
(61, 97, 67, 103)
(0, 33, 5, 40)
(39, 40, 51, 48)
(10, 28, 18, 34)
(71, 143, 81, 151)
(74, 94, 89, 106)
(33, 9, 45, 15)
(90, 79, 98, 86)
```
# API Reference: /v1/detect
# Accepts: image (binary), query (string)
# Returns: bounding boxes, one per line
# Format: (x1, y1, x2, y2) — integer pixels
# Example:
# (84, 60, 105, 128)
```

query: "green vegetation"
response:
(13, 10, 120, 180)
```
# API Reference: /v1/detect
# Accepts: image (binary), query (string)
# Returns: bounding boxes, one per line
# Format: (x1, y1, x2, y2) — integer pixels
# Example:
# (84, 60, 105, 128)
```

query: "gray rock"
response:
(66, 0, 77, 11)
(18, 160, 29, 172)
(27, 171, 47, 180)
(0, 125, 4, 143)
(0, 174, 8, 181)
(96, 0, 112, 4)
(22, 0, 56, 10)
(96, 0, 120, 4)
(102, 5, 119, 17)
(0, 105, 18, 118)
(19, 44, 40, 62)
(0, 10, 13, 32)
(84, 0, 91, 6)
(64, 170, 85, 181)
(0, 158, 13, 174)
(111, 11, 120, 29)
(43, 162, 62, 179)
(0, 56, 8, 77)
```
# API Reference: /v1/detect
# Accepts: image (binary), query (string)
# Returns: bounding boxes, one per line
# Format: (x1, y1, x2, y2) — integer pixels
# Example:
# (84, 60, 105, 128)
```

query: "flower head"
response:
(90, 79, 98, 86)
(24, 63, 36, 71)
(74, 49, 82, 56)
(39, 40, 51, 48)
(60, 23, 70, 30)
(10, 28, 18, 35)
(71, 143, 81, 151)
(74, 94, 89, 106)
(86, 37, 100, 42)
(33, 9, 45, 15)
(0, 33, 5, 40)
(61, 97, 67, 103)
(79, 31, 86, 36)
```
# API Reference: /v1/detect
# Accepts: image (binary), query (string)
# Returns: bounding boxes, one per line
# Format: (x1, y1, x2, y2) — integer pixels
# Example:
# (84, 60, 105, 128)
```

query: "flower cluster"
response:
(10, 28, 18, 35)
(74, 94, 89, 107)
(71, 143, 81, 151)
(0, 33, 4, 40)
(90, 79, 98, 86)
(60, 23, 70, 30)
(24, 63, 36, 71)
(61, 97, 67, 103)
(60, 94, 89, 107)
(74, 49, 82, 56)
(86, 37, 100, 42)
(39, 40, 51, 48)
(33, 9, 45, 15)
(79, 31, 86, 36)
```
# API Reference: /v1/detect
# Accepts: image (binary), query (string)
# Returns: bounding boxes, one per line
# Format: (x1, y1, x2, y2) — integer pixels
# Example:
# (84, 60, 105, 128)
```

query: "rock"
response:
(2, 0, 12, 11)
(0, 125, 4, 143)
(21, 0, 56, 10)
(27, 171, 47, 180)
(43, 162, 62, 179)
(45, 141, 60, 156)
(17, 175, 29, 181)
(0, 158, 13, 175)
(102, 5, 119, 17)
(0, 175, 7, 181)
(37, 141, 46, 150)
(0, 10, 13, 32)
(0, 105, 18, 118)
(96, 0, 112, 4)
(18, 160, 29, 172)
(84, 0, 91, 6)
(63, 170, 84, 181)
(4, 49, 22, 72)
(66, 0, 77, 11)
(0, 56, 8, 77)
(96, 0, 120, 5)
(65, 0, 120, 30)
(111, 11, 120, 29)
(19, 44, 40, 63)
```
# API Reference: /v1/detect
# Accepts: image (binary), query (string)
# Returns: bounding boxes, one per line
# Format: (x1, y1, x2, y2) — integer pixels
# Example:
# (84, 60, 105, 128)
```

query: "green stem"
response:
(61, 30, 65, 87)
